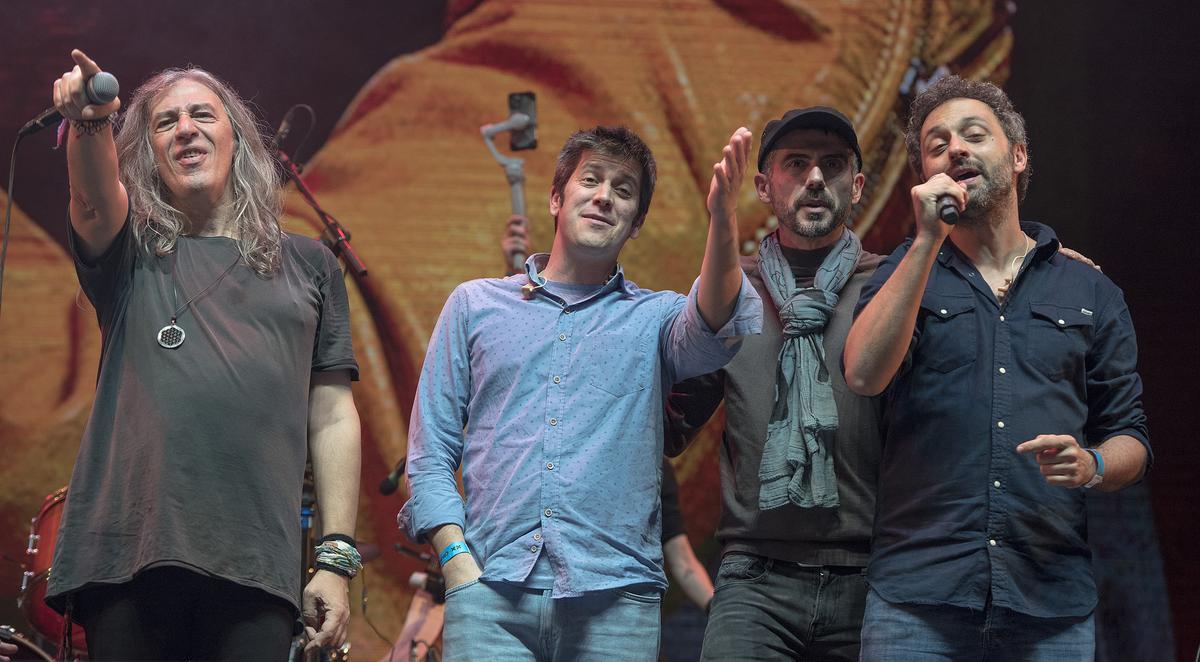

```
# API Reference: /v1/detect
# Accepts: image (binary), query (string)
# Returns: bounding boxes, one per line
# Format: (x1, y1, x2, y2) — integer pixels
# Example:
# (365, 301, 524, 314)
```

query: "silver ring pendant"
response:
(157, 324, 186, 349)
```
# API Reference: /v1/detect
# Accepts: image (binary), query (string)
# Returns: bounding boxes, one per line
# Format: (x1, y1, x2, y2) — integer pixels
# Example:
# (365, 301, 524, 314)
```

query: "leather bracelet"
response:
(319, 533, 357, 548)
(314, 560, 354, 578)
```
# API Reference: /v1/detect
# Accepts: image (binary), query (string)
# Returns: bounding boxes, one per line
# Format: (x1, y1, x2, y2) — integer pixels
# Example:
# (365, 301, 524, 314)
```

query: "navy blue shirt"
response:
(853, 222, 1150, 618)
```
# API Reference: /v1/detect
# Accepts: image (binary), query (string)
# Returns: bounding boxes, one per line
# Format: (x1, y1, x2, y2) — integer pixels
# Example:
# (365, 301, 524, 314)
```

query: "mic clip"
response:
(521, 282, 543, 300)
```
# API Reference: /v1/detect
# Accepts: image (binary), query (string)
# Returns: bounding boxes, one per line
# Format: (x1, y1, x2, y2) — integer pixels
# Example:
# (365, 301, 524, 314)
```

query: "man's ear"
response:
(850, 171, 866, 204)
(1012, 143, 1028, 174)
(549, 188, 562, 217)
(754, 171, 771, 205)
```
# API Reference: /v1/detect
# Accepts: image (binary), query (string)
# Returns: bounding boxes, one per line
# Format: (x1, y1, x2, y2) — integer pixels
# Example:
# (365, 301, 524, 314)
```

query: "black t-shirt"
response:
(47, 219, 358, 614)
(660, 459, 685, 543)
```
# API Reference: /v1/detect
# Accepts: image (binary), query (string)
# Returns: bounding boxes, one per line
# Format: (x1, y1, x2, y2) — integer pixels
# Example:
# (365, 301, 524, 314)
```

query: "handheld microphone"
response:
(379, 457, 407, 496)
(937, 195, 960, 225)
(20, 72, 120, 137)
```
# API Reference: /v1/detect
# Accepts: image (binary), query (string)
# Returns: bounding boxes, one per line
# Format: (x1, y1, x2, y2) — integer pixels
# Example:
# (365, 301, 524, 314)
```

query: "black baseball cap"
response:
(757, 106, 862, 173)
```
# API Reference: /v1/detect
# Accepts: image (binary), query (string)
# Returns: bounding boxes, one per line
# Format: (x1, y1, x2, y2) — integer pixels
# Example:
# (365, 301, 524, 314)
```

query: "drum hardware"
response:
(25, 526, 39, 555)
(17, 487, 87, 655)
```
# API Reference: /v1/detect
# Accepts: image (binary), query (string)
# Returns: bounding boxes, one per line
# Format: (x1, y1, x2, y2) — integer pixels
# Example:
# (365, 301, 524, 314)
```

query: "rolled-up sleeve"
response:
(1085, 287, 1152, 465)
(398, 286, 473, 542)
(661, 271, 762, 384)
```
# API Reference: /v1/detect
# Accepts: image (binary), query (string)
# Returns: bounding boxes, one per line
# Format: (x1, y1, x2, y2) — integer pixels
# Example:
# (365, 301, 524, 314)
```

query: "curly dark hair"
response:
(551, 126, 657, 228)
(905, 75, 1031, 201)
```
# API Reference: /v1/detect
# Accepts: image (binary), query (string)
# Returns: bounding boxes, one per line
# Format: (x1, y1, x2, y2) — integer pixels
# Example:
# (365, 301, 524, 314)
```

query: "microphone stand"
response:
(277, 147, 368, 278)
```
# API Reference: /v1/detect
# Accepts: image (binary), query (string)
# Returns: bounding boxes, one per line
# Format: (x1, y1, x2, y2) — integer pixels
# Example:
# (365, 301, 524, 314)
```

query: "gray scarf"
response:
(757, 228, 861, 510)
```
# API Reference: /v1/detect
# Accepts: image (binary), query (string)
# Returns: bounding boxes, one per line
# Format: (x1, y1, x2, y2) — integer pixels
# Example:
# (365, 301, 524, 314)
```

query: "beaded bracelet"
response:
(71, 113, 118, 137)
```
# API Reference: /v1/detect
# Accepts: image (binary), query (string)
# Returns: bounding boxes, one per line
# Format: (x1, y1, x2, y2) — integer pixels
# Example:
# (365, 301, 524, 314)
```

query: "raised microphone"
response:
(937, 195, 960, 225)
(379, 457, 407, 496)
(19, 72, 120, 137)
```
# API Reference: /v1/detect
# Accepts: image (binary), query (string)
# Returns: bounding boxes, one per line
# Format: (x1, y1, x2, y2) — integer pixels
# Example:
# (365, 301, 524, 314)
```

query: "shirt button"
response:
(564, 309, 573, 314)
(558, 333, 567, 341)
(997, 421, 1005, 429)
(553, 375, 561, 384)
(549, 418, 558, 426)
(1057, 319, 1066, 326)
(939, 308, 948, 315)
(533, 533, 542, 541)
(530, 545, 539, 552)
(999, 315, 1005, 322)
(546, 462, 554, 470)
(544, 508, 553, 517)
(989, 539, 998, 547)
(993, 480, 1001, 488)
(998, 367, 1007, 374)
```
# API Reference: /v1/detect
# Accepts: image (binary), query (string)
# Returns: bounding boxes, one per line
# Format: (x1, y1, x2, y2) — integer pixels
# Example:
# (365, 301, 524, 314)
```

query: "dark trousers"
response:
(700, 552, 867, 661)
(75, 565, 295, 661)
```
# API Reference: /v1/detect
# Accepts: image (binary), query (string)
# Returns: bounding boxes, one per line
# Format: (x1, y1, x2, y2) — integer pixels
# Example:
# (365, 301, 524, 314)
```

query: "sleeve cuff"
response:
(686, 272, 764, 339)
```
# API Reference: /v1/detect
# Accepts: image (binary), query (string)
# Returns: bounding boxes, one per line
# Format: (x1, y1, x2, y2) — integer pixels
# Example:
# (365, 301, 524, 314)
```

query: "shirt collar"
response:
(524, 252, 628, 289)
(522, 252, 630, 300)
(936, 220, 1062, 268)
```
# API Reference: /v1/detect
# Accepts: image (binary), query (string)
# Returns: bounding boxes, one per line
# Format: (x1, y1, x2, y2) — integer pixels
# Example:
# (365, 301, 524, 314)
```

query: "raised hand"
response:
(706, 127, 753, 227)
(910, 173, 966, 242)
(52, 49, 121, 122)
(501, 214, 530, 273)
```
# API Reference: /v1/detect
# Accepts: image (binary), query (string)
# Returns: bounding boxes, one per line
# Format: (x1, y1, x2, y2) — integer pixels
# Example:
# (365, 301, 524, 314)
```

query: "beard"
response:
(954, 154, 1016, 226)
(774, 189, 853, 238)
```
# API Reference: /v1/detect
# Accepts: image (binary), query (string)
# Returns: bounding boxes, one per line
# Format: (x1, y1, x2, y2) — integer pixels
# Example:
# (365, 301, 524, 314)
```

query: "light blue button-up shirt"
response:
(399, 254, 762, 597)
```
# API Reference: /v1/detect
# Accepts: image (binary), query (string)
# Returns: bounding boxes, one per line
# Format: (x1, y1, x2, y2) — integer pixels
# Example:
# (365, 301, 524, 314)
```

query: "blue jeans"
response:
(701, 552, 868, 661)
(441, 580, 661, 661)
(859, 587, 1095, 661)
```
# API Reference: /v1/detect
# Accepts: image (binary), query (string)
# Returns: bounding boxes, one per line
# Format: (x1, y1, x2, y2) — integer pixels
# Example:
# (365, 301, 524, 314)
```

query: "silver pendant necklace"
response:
(157, 251, 241, 349)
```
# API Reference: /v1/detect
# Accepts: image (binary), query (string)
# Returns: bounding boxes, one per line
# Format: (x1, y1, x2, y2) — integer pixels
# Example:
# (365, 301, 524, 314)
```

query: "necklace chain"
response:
(157, 250, 241, 349)
(996, 234, 1034, 303)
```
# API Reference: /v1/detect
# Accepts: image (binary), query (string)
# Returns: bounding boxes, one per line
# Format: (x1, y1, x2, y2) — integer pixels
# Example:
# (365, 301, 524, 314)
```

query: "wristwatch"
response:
(1082, 448, 1105, 489)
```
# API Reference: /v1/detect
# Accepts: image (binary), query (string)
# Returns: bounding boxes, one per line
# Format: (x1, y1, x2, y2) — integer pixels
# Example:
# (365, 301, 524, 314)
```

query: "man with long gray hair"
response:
(43, 49, 362, 660)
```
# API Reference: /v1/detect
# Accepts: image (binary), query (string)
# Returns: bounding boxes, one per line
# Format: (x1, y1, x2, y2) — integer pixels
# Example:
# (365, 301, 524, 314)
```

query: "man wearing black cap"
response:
(666, 107, 885, 661)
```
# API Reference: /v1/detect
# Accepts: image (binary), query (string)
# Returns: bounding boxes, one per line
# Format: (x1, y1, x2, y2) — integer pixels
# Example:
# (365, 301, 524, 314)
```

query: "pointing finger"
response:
(71, 49, 102, 77)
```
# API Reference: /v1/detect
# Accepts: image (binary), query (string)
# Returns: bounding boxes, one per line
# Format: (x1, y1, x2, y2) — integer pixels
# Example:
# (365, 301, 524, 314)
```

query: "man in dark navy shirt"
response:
(843, 75, 1150, 660)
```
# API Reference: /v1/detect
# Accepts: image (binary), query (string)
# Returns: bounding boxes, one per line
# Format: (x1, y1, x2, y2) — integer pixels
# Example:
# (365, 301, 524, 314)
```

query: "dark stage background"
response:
(0, 1, 1195, 660)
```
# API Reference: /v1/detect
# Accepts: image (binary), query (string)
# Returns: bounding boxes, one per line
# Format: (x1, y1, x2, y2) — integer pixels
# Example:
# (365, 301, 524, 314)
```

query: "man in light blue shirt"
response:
(399, 125, 762, 660)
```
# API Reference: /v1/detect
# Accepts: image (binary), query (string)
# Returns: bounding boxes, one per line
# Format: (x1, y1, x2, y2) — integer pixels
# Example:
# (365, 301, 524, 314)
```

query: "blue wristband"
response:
(439, 541, 471, 566)
(1086, 447, 1105, 476)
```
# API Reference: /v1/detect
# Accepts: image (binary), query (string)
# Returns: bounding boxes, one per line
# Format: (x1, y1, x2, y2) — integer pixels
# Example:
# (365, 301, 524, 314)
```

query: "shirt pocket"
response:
(584, 333, 650, 398)
(1026, 302, 1094, 381)
(915, 297, 978, 373)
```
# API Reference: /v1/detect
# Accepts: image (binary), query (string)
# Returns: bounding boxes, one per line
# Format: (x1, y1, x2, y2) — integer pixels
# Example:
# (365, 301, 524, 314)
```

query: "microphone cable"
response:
(0, 132, 28, 320)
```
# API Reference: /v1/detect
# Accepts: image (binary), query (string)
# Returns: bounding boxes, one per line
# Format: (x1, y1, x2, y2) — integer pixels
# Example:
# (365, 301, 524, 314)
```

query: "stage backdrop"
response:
(0, 1, 1185, 660)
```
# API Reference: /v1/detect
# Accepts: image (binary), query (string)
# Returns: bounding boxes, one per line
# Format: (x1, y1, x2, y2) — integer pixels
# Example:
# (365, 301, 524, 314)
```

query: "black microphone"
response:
(273, 109, 294, 150)
(20, 72, 119, 137)
(937, 195, 960, 225)
(379, 457, 407, 496)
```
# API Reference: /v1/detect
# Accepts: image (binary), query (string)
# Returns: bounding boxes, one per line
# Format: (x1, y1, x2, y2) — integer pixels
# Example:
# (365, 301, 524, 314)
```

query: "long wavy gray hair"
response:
(116, 67, 284, 275)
